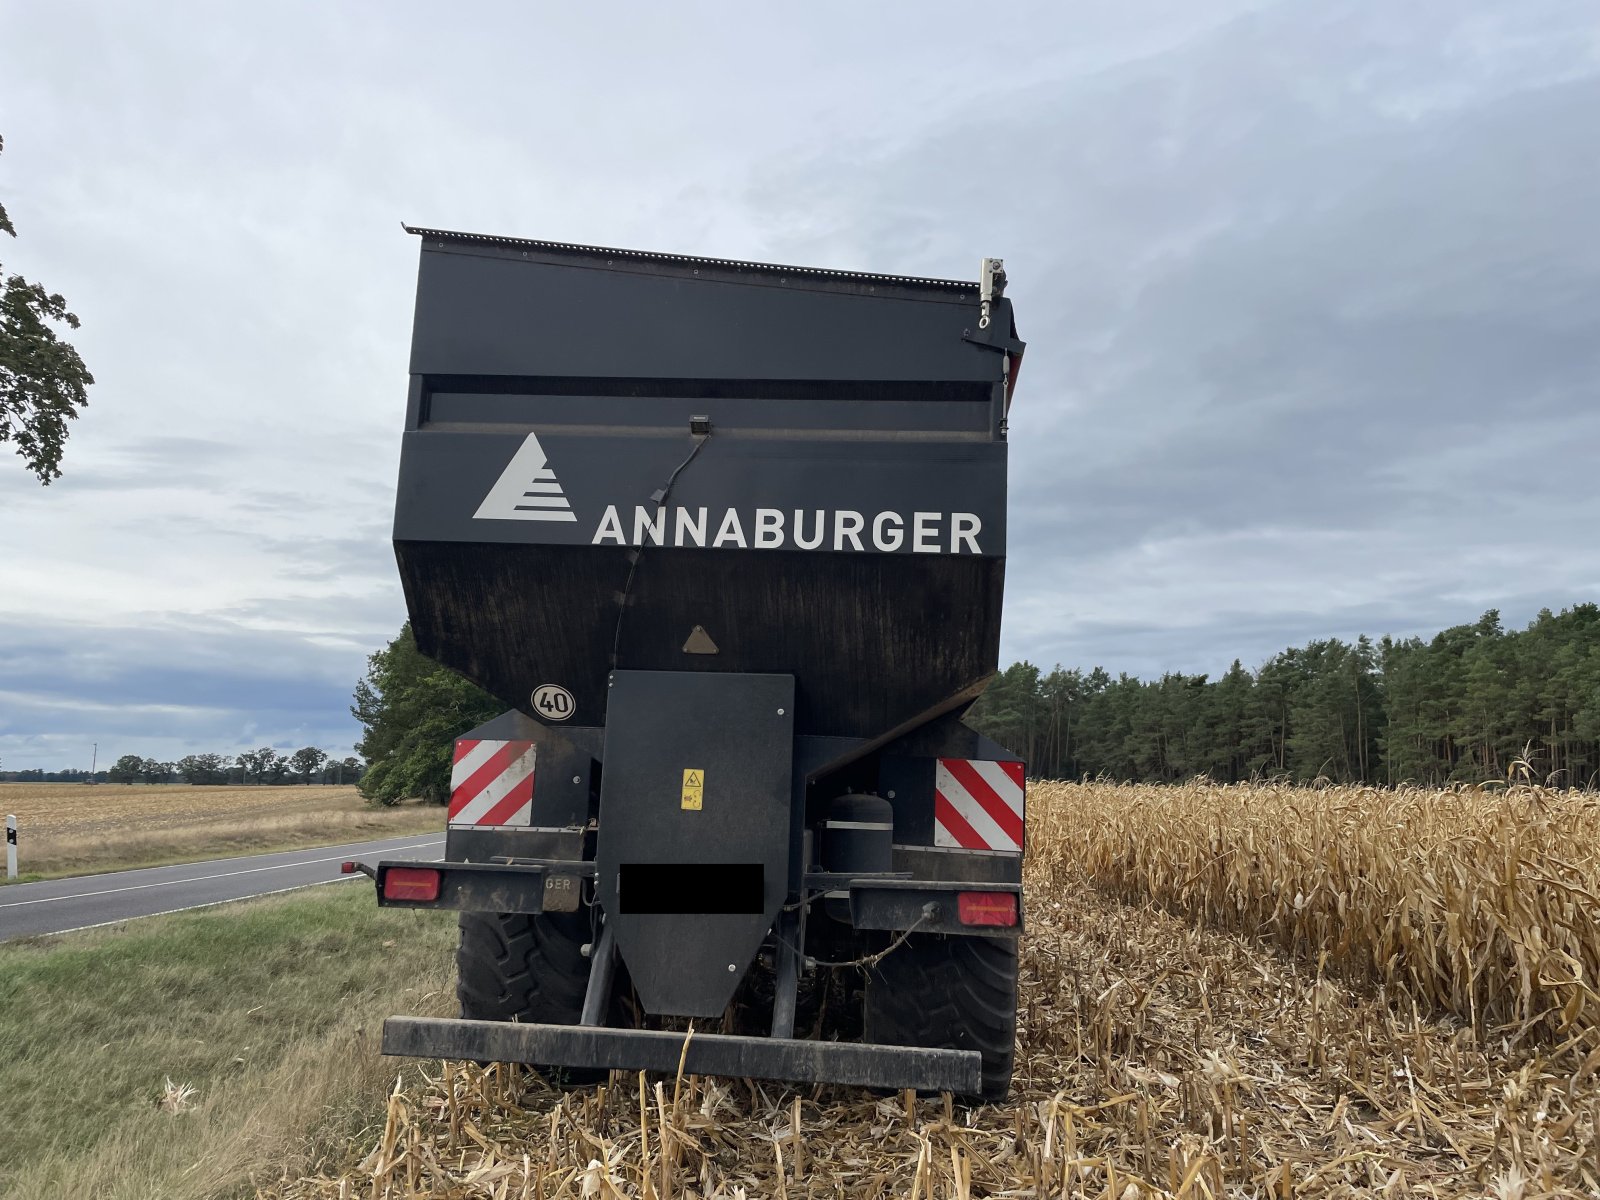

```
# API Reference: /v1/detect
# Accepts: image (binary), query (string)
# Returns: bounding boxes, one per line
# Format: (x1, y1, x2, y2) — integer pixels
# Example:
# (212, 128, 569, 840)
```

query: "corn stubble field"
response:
(0, 782, 436, 877)
(270, 780, 1600, 1199)
(0, 782, 374, 836)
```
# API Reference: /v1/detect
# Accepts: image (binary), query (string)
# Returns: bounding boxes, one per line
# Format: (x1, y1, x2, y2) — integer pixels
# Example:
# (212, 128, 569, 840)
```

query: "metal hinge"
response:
(978, 258, 1006, 330)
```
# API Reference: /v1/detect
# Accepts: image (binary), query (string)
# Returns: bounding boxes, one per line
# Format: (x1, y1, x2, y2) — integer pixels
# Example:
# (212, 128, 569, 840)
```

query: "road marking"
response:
(22, 876, 368, 939)
(4, 831, 447, 884)
(0, 839, 444, 910)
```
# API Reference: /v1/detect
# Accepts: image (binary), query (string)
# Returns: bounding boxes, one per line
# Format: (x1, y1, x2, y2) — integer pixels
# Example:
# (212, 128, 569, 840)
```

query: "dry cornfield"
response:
(267, 781, 1600, 1198)
(0, 783, 436, 877)
(1035, 779, 1600, 1048)
(0, 782, 368, 837)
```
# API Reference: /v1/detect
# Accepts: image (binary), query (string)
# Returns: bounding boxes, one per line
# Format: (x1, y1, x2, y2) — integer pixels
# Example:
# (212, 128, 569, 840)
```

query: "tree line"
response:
(348, 606, 1600, 803)
(966, 605, 1600, 787)
(4, 747, 366, 786)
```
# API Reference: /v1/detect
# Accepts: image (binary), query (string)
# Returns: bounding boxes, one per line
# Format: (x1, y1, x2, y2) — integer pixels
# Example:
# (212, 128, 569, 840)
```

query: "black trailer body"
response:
(368, 228, 1028, 1099)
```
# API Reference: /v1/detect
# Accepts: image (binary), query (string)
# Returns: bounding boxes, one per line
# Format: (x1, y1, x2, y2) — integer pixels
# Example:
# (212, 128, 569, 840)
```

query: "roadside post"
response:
(5, 815, 15, 880)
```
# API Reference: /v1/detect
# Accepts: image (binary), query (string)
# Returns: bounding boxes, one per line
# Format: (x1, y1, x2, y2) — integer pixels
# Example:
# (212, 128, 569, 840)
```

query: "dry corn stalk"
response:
(1031, 779, 1600, 1051)
(265, 782, 1600, 1199)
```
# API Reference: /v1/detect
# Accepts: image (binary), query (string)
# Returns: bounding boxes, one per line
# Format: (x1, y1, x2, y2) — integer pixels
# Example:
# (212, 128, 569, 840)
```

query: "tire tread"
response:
(863, 933, 1018, 1100)
(456, 910, 603, 1082)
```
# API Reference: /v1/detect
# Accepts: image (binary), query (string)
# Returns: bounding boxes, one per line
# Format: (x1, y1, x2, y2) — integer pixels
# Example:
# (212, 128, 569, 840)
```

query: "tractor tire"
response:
(863, 933, 1018, 1101)
(456, 910, 601, 1082)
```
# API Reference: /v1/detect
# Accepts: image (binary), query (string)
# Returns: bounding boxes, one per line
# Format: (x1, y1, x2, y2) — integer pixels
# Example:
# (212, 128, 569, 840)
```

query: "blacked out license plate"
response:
(617, 863, 763, 914)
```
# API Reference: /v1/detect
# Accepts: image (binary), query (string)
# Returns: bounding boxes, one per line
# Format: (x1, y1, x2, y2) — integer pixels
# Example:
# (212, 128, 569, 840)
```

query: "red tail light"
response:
(339, 861, 359, 874)
(383, 866, 442, 902)
(957, 891, 1018, 927)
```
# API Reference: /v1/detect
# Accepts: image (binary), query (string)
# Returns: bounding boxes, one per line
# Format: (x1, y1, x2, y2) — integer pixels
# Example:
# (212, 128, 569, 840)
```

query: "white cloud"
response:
(2, 0, 1597, 767)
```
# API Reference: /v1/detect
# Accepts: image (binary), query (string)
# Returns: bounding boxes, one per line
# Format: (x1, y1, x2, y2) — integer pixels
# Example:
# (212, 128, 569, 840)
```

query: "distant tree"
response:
(264, 752, 290, 784)
(324, 755, 364, 785)
(353, 622, 501, 805)
(233, 752, 259, 790)
(966, 661, 1044, 769)
(289, 746, 327, 784)
(236, 746, 280, 785)
(0, 134, 95, 484)
(106, 754, 145, 783)
(176, 752, 230, 786)
(139, 758, 173, 784)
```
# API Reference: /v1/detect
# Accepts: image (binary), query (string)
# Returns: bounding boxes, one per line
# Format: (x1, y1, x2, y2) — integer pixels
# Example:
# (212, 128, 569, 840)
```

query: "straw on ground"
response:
(266, 780, 1600, 1198)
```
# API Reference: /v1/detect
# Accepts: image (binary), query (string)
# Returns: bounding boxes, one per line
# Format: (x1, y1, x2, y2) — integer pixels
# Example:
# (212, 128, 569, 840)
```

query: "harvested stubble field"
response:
(267, 780, 1600, 1199)
(0, 782, 439, 879)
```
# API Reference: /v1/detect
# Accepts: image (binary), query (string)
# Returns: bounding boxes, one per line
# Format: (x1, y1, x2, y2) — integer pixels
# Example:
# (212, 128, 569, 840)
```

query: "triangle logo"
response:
(682, 625, 720, 654)
(474, 434, 578, 522)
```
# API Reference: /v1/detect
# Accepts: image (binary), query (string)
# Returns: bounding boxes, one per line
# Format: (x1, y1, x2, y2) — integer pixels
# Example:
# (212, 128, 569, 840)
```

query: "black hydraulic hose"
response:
(608, 431, 711, 670)
(649, 432, 710, 509)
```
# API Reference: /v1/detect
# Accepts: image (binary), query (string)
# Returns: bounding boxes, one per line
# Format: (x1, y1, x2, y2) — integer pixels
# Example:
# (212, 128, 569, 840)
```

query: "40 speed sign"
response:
(531, 683, 576, 721)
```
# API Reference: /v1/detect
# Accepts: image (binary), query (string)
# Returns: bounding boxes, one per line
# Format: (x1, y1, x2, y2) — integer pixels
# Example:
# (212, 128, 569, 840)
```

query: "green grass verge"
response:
(0, 884, 457, 1199)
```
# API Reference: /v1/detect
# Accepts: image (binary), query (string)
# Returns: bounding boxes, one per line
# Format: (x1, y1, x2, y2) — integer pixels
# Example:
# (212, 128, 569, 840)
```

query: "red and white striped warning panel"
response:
(934, 758, 1025, 852)
(448, 739, 536, 827)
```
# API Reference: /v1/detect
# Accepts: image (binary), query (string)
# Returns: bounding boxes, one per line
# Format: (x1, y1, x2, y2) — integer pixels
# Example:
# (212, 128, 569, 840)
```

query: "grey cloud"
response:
(1007, 581, 1597, 681)
(0, 614, 378, 765)
(748, 0, 1600, 670)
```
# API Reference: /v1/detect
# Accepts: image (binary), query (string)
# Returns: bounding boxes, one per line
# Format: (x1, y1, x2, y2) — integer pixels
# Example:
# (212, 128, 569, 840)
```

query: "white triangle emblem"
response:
(474, 434, 578, 522)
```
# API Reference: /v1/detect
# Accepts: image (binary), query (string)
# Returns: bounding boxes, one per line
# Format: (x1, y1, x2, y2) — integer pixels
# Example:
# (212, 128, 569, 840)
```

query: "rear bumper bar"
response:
(373, 858, 589, 914)
(369, 859, 1018, 935)
(382, 1016, 982, 1094)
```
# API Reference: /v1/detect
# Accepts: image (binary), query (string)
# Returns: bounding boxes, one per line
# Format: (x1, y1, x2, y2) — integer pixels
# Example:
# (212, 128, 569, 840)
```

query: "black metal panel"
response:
(875, 716, 1025, 846)
(392, 231, 1018, 749)
(404, 226, 981, 293)
(398, 542, 1002, 740)
(423, 392, 994, 435)
(392, 428, 1007, 552)
(877, 757, 939, 846)
(881, 714, 1023, 762)
(891, 844, 1024, 887)
(446, 825, 583, 865)
(407, 235, 1004, 383)
(382, 1016, 982, 1094)
(596, 672, 794, 1018)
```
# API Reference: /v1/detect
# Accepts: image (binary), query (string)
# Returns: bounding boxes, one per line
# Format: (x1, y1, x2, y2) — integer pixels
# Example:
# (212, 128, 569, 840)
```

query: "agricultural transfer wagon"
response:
(352, 226, 1028, 1098)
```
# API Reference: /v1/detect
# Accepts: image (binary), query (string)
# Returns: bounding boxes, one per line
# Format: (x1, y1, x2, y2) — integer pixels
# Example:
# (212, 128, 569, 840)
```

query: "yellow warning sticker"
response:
(681, 768, 704, 811)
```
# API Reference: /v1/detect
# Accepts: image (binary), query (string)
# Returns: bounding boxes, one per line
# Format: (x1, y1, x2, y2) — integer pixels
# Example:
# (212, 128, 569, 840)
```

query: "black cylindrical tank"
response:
(822, 793, 895, 874)
(822, 793, 894, 919)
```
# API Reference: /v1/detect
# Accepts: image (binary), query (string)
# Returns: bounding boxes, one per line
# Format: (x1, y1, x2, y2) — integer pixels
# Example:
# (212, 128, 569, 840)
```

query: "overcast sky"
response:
(2, 0, 1597, 771)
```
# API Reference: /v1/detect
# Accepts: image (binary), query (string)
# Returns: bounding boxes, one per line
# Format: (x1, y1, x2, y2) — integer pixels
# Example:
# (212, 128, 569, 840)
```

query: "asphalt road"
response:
(0, 832, 446, 942)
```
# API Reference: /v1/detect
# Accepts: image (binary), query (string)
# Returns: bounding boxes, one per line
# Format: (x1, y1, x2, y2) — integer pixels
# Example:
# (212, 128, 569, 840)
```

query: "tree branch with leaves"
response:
(0, 133, 95, 484)
(353, 623, 503, 804)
